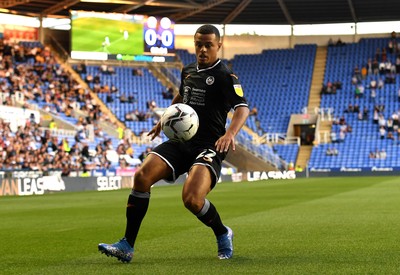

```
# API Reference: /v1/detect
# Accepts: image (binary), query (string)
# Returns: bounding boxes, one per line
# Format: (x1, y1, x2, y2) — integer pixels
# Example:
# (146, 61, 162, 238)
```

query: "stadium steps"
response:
(307, 46, 327, 110)
(291, 45, 328, 169)
(318, 120, 333, 143)
(296, 145, 313, 168)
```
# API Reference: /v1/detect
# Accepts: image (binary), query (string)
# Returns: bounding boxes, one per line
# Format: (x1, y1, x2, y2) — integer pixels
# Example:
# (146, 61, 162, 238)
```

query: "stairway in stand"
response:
(296, 145, 313, 169)
(307, 46, 327, 111)
(296, 46, 328, 169)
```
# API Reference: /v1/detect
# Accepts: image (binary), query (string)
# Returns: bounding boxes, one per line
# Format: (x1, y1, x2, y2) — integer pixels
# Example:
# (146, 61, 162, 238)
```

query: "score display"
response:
(70, 10, 175, 61)
(144, 16, 174, 55)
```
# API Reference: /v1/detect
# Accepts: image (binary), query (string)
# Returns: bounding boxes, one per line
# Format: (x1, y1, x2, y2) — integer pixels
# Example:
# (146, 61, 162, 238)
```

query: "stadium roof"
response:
(2, 0, 400, 25)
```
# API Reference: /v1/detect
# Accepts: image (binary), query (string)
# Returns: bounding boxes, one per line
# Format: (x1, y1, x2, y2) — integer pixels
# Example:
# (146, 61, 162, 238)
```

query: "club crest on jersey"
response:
(206, 76, 215, 85)
(233, 84, 244, 97)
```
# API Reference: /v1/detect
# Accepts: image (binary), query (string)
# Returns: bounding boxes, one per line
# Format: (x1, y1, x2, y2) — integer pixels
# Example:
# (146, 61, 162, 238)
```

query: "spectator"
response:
(378, 114, 386, 129)
(138, 147, 152, 163)
(387, 118, 394, 132)
(294, 165, 303, 172)
(363, 108, 369, 120)
(369, 151, 376, 159)
(336, 38, 345, 46)
(392, 111, 399, 131)
(125, 110, 138, 121)
(373, 109, 379, 124)
(106, 92, 113, 103)
(353, 66, 362, 83)
(75, 62, 87, 74)
(372, 58, 379, 75)
(328, 38, 334, 47)
(380, 149, 387, 159)
(338, 130, 345, 142)
(344, 104, 354, 113)
(85, 74, 94, 84)
(355, 84, 364, 98)
(361, 66, 367, 79)
(379, 126, 386, 139)
(395, 54, 400, 73)
(146, 99, 157, 111)
(110, 84, 118, 93)
(49, 119, 57, 131)
(132, 68, 143, 76)
(366, 58, 373, 75)
(377, 78, 384, 89)
(330, 131, 337, 143)
(357, 111, 363, 121)
(398, 88, 400, 102)
(128, 95, 136, 103)
(162, 86, 174, 99)
(249, 106, 258, 116)
(120, 94, 128, 103)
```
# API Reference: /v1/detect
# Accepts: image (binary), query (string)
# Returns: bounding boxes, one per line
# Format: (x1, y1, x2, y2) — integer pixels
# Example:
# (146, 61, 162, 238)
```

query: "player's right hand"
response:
(148, 121, 161, 140)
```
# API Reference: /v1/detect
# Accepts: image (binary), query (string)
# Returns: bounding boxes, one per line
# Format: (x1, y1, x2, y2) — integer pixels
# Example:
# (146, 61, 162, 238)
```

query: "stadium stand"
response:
(231, 44, 317, 134)
(0, 40, 148, 173)
(70, 51, 287, 170)
(78, 65, 168, 136)
(309, 37, 400, 169)
(9, 35, 400, 173)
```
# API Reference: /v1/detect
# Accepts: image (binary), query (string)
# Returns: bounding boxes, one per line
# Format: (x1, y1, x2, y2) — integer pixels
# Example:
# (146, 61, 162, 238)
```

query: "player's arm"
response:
(215, 105, 249, 153)
(171, 93, 183, 104)
(148, 93, 183, 140)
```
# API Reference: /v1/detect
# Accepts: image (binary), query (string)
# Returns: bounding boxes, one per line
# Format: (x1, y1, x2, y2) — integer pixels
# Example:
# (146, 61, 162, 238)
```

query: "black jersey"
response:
(179, 59, 248, 144)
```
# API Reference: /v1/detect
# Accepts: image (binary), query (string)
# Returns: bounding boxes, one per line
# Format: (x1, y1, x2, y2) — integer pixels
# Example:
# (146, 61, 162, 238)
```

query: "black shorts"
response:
(150, 140, 226, 188)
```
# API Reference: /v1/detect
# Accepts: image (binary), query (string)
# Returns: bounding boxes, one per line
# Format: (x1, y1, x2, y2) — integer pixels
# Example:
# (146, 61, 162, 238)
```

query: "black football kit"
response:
(151, 59, 249, 186)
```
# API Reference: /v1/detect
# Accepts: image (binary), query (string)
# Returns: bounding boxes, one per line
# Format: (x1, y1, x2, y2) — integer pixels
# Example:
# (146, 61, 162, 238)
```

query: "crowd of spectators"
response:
(326, 33, 400, 161)
(326, 147, 339, 156)
(0, 39, 152, 174)
(320, 80, 342, 95)
(75, 62, 163, 127)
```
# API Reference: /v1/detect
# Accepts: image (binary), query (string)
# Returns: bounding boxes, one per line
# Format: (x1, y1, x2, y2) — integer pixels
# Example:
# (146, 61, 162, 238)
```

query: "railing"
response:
(39, 127, 76, 137)
(159, 65, 181, 87)
(315, 130, 331, 144)
(45, 35, 69, 62)
(316, 107, 334, 121)
(255, 133, 301, 146)
(302, 106, 334, 121)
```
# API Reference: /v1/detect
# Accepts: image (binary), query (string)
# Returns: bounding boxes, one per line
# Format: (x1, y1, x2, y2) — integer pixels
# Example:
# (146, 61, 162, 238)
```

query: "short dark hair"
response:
(195, 24, 220, 41)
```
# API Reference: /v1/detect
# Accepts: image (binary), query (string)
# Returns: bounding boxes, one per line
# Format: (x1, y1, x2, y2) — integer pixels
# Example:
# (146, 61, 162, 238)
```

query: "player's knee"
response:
(182, 194, 203, 213)
(133, 169, 152, 191)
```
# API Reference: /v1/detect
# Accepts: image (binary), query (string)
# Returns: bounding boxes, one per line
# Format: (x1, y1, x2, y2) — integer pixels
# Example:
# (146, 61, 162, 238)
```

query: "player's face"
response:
(194, 33, 221, 68)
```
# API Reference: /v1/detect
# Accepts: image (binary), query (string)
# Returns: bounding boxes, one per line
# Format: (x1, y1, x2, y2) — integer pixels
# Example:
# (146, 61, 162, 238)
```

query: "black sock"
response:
(196, 199, 227, 237)
(124, 190, 150, 247)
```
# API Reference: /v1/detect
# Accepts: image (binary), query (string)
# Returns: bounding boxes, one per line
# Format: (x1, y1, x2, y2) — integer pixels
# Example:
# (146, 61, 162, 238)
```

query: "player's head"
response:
(194, 24, 222, 68)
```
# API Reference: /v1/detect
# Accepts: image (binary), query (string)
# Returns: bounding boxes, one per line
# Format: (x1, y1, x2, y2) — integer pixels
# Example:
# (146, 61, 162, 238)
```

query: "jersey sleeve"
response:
(221, 72, 249, 110)
(179, 67, 186, 97)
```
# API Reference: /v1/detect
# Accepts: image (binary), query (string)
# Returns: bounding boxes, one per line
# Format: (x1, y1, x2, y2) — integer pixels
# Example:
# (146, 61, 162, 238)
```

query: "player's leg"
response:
(124, 154, 171, 246)
(99, 154, 172, 262)
(182, 164, 233, 259)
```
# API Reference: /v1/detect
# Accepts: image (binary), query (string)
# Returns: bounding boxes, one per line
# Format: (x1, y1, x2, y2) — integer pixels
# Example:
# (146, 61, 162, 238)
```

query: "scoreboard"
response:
(70, 10, 175, 62)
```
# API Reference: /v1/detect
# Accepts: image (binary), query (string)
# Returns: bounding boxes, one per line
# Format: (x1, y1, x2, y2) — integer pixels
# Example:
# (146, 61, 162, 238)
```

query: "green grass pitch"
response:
(1, 176, 400, 274)
(71, 17, 144, 55)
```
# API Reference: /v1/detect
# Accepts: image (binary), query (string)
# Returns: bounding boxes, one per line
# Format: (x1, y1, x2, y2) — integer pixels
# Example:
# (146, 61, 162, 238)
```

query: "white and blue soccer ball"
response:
(161, 103, 199, 142)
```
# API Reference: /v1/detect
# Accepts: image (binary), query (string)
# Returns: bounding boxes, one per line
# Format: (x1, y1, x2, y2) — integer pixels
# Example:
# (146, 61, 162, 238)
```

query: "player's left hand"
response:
(215, 131, 235, 153)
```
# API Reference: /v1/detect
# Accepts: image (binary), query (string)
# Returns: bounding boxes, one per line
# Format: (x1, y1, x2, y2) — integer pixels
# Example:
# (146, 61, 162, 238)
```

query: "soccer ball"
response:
(161, 103, 199, 142)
